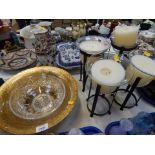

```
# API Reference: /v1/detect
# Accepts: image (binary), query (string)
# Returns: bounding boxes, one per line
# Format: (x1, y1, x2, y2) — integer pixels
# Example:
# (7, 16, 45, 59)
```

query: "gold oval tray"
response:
(0, 66, 78, 134)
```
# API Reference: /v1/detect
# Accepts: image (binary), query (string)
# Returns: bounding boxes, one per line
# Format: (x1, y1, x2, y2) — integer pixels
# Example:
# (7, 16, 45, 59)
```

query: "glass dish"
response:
(9, 72, 66, 120)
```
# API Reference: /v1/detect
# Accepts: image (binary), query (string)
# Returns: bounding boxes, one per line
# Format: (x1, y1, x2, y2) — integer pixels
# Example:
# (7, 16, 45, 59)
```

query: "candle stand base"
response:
(114, 77, 142, 111)
(87, 84, 111, 117)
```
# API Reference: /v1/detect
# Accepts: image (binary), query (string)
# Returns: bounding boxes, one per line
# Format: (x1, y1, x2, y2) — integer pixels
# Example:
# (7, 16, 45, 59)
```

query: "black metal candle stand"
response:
(86, 76, 143, 116)
(87, 84, 112, 117)
(111, 41, 137, 56)
(80, 50, 91, 92)
(114, 77, 142, 111)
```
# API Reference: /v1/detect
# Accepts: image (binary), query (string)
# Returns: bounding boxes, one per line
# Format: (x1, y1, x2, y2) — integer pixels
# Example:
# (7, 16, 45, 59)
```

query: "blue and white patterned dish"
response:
(56, 42, 80, 69)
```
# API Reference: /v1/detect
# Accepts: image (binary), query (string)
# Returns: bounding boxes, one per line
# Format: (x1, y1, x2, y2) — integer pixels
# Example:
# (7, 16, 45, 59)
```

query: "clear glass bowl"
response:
(9, 73, 66, 120)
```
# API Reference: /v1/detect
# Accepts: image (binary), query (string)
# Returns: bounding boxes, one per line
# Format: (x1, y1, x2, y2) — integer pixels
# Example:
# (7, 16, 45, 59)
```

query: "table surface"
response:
(0, 47, 155, 135)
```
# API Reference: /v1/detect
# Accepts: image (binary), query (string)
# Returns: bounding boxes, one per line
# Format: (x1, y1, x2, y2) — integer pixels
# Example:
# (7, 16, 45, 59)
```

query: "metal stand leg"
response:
(119, 48, 124, 55)
(120, 77, 141, 111)
(136, 95, 142, 106)
(87, 84, 111, 117)
(125, 84, 130, 92)
(79, 61, 82, 81)
(110, 87, 119, 111)
(87, 80, 92, 101)
(101, 94, 111, 114)
(90, 84, 101, 117)
(82, 54, 87, 92)
(0, 78, 5, 86)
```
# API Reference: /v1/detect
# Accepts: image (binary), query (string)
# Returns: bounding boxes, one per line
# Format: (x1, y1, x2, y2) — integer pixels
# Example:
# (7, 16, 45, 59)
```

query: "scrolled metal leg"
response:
(79, 61, 82, 81)
(110, 87, 119, 110)
(82, 54, 87, 92)
(136, 95, 142, 106)
(125, 84, 130, 92)
(87, 80, 92, 101)
(90, 84, 101, 117)
(120, 77, 141, 111)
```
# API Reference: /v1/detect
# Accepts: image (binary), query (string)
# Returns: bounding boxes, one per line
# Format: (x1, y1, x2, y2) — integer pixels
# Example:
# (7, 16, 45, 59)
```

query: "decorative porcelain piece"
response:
(140, 30, 155, 44)
(56, 42, 80, 69)
(72, 23, 86, 39)
(99, 24, 110, 35)
(38, 21, 52, 27)
(50, 30, 61, 42)
(33, 31, 56, 55)
(0, 49, 37, 70)
(19, 25, 47, 49)
(38, 21, 52, 33)
(138, 40, 155, 52)
(72, 26, 80, 39)
(55, 27, 65, 34)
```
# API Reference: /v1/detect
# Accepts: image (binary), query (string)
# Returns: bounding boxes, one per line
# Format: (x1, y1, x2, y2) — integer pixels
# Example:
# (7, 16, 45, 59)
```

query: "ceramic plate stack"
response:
(0, 66, 78, 134)
(0, 49, 37, 71)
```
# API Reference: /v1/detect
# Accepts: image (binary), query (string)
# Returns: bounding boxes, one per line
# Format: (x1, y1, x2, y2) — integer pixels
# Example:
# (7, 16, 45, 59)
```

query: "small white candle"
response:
(112, 25, 139, 48)
(126, 55, 155, 87)
(91, 60, 125, 87)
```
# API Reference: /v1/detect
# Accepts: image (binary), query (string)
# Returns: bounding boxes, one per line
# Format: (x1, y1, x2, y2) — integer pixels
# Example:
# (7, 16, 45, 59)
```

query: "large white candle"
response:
(112, 25, 139, 48)
(79, 40, 109, 54)
(91, 60, 125, 93)
(126, 55, 155, 87)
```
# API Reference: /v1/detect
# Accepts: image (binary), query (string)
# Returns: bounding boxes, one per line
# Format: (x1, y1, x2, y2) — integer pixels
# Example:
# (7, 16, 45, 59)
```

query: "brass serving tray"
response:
(0, 66, 78, 134)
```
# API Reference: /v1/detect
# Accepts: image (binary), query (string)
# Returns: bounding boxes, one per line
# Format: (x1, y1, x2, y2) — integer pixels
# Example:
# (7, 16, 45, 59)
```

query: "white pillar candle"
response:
(126, 55, 155, 87)
(79, 40, 109, 54)
(112, 25, 139, 48)
(91, 60, 125, 93)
